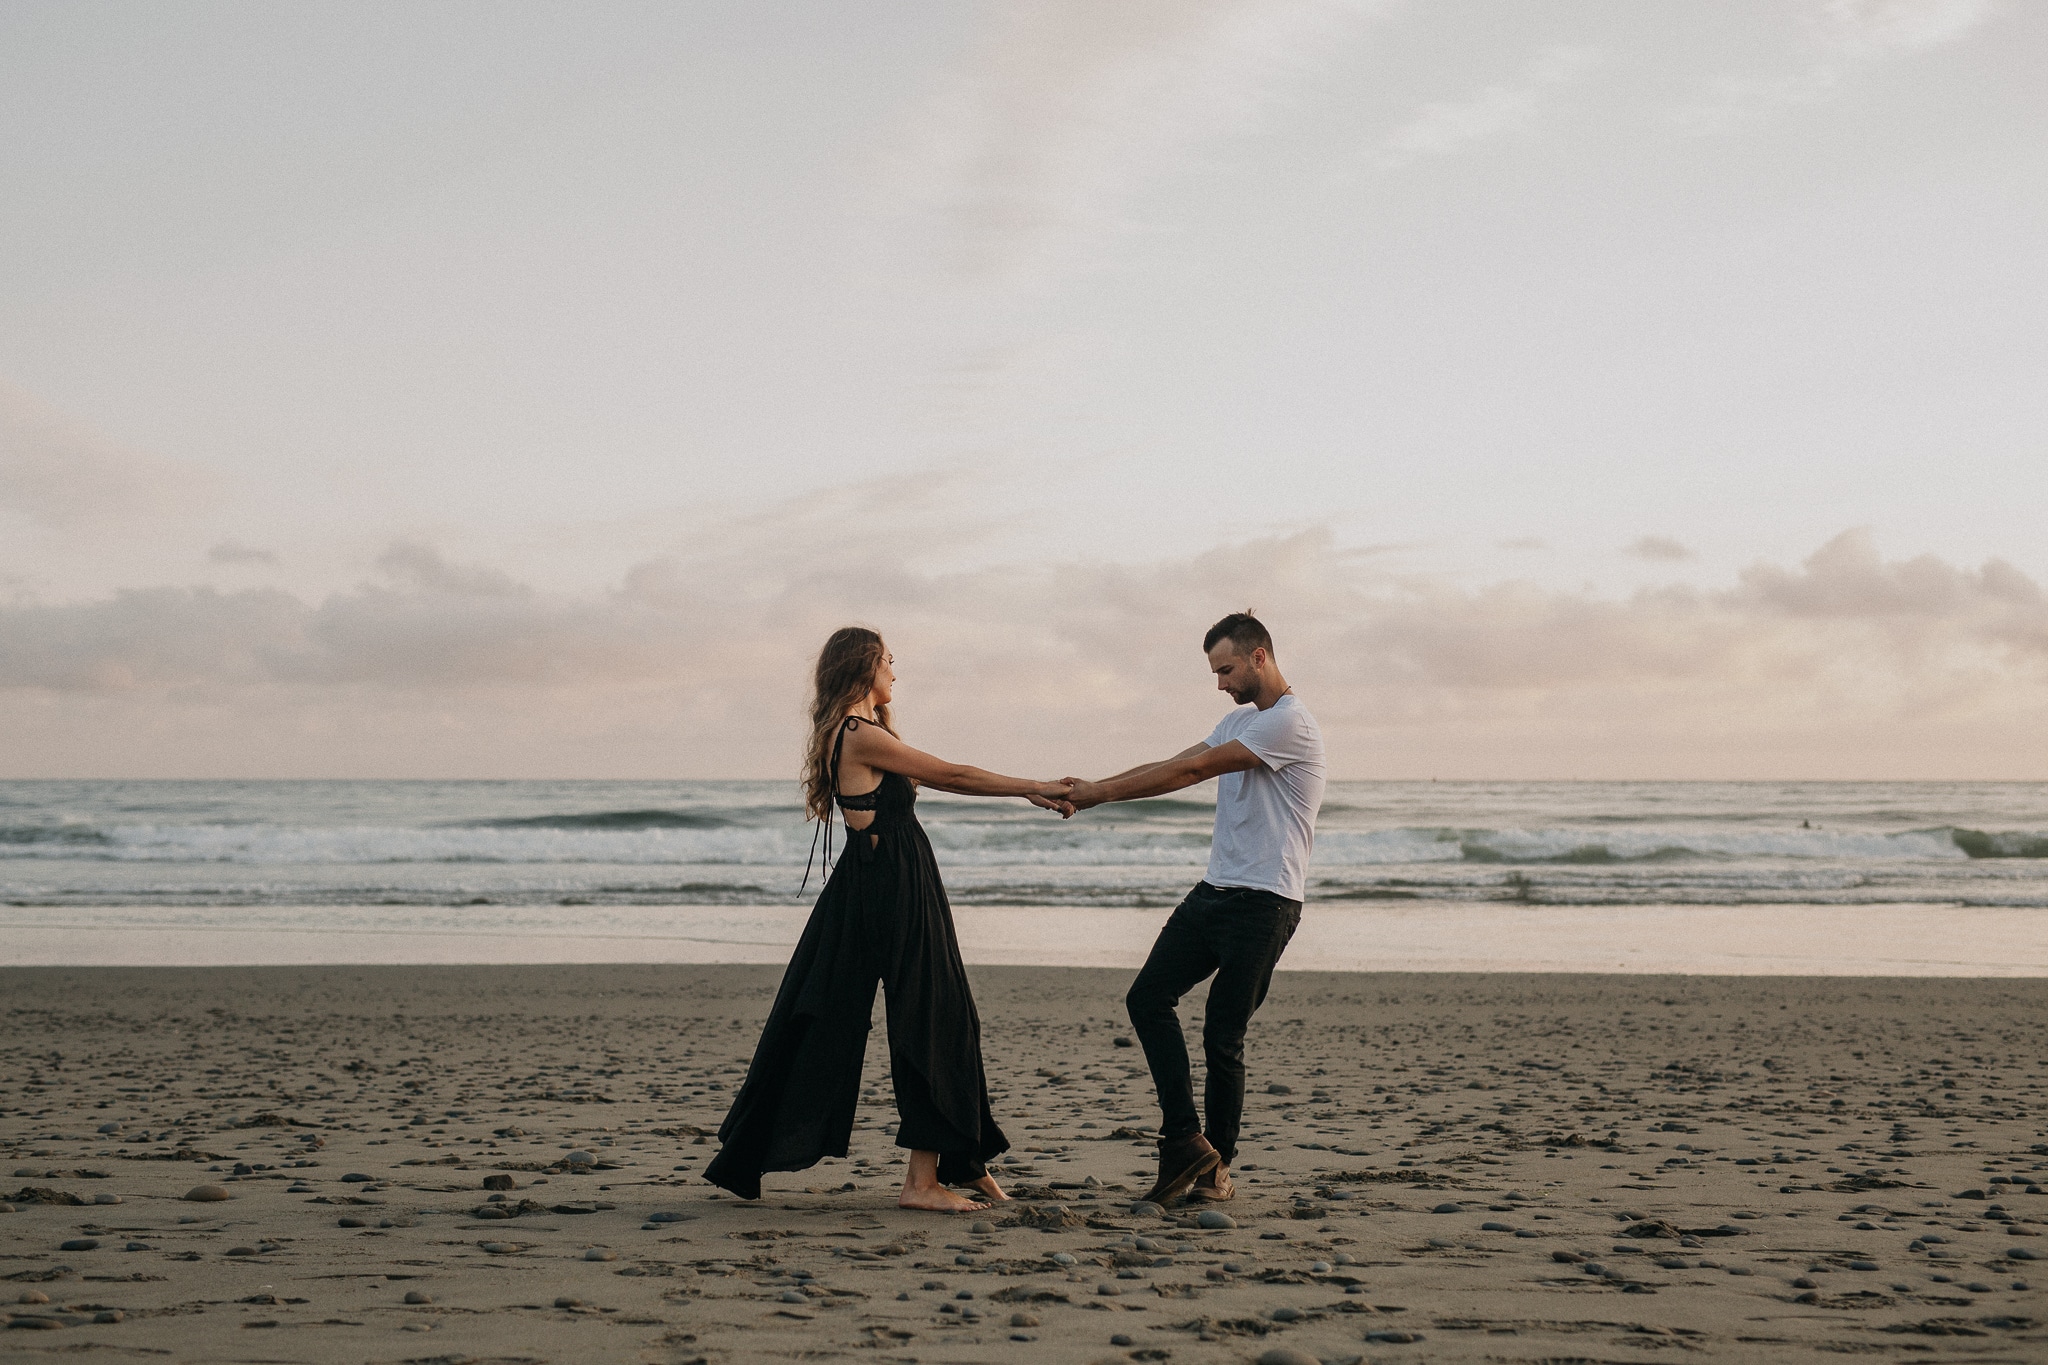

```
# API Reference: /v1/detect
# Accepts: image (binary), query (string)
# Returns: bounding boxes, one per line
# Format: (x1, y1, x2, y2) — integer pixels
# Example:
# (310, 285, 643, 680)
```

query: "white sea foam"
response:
(3, 779, 2046, 912)
(0, 817, 1983, 868)
(1, 821, 801, 865)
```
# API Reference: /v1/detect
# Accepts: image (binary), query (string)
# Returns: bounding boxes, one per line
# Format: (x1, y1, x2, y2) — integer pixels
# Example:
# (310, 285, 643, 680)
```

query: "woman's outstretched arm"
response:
(844, 723, 1071, 802)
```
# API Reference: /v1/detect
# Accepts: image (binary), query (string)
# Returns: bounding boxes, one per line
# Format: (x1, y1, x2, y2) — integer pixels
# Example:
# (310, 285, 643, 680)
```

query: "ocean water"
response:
(4, 778, 2047, 914)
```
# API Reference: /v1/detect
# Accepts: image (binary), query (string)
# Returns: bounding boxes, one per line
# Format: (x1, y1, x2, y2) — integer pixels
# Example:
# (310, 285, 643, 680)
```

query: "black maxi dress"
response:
(704, 717, 1009, 1199)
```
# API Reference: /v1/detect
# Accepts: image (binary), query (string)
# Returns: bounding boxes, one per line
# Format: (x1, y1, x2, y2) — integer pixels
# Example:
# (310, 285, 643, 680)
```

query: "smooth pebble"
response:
(1257, 1349, 1322, 1365)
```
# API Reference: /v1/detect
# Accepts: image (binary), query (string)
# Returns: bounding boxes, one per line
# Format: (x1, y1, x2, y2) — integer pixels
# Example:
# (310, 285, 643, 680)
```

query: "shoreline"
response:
(3, 899, 2045, 974)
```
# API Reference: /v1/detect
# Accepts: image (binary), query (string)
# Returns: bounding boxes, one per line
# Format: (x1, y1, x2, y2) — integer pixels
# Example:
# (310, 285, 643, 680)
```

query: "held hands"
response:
(1026, 778, 1077, 819)
(1023, 776, 1112, 818)
(1024, 777, 1105, 818)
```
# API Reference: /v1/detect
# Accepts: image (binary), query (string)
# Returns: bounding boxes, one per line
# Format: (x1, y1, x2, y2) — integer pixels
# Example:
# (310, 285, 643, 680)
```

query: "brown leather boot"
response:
(1143, 1133, 1220, 1206)
(1186, 1162, 1234, 1202)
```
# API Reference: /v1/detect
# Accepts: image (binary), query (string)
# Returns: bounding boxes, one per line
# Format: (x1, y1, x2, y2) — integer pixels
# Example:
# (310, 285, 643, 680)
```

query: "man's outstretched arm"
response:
(1091, 743, 1209, 787)
(1067, 740, 1262, 810)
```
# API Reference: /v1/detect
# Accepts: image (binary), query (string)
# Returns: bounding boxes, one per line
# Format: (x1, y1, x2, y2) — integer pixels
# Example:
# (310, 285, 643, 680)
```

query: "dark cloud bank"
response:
(2, 529, 2044, 778)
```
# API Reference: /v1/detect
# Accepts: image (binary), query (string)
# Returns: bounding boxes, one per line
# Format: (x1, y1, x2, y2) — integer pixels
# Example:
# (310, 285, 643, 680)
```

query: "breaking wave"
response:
(3, 820, 2044, 868)
(4, 780, 2047, 910)
(454, 809, 736, 831)
(1951, 828, 2048, 859)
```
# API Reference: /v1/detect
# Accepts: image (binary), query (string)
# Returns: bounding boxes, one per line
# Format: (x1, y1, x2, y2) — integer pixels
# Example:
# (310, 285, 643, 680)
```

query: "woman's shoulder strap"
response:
(830, 714, 874, 773)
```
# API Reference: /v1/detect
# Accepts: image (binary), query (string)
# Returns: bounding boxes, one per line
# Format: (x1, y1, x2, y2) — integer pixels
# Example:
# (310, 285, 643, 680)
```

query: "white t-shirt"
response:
(1203, 692, 1326, 901)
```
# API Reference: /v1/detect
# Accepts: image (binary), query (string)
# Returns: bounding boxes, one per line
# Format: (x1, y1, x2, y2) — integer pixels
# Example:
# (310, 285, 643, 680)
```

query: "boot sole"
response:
(1143, 1148, 1220, 1206)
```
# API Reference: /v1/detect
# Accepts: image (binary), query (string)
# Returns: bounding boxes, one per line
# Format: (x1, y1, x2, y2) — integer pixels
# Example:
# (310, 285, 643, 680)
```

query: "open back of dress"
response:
(703, 718, 1008, 1198)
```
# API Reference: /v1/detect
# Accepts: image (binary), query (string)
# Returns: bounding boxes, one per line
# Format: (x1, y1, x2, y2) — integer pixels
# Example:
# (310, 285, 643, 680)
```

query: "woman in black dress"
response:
(705, 627, 1074, 1213)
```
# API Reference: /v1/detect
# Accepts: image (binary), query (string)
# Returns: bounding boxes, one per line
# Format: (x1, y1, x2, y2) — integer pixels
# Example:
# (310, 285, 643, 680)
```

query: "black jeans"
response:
(1124, 881, 1301, 1165)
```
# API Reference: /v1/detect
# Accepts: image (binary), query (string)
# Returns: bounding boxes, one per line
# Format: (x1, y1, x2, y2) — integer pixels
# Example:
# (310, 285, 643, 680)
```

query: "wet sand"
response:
(9, 900, 2046, 973)
(2, 965, 2044, 1363)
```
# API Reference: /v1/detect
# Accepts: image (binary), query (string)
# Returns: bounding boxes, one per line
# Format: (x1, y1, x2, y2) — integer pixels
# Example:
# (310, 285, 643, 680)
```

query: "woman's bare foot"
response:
(959, 1172, 1010, 1202)
(898, 1184, 990, 1213)
(897, 1149, 990, 1213)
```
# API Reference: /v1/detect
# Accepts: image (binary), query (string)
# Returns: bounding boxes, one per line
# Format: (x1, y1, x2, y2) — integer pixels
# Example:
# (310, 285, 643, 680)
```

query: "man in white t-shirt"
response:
(1064, 613, 1326, 1206)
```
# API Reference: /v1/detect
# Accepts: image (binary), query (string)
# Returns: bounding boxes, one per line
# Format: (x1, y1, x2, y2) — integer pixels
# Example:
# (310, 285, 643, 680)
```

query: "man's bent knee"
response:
(1201, 1028, 1247, 1064)
(1126, 984, 1171, 1021)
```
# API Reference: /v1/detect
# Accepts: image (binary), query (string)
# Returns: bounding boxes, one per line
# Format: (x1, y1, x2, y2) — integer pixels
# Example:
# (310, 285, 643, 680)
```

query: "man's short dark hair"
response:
(1203, 611, 1273, 658)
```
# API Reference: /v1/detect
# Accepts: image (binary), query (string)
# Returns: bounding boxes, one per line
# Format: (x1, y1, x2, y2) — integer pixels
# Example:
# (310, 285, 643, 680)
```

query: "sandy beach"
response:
(3, 964, 2045, 1363)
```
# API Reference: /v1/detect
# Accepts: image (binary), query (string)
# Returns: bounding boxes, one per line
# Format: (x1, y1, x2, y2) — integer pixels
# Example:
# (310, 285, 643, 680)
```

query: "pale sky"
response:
(3, 0, 2045, 779)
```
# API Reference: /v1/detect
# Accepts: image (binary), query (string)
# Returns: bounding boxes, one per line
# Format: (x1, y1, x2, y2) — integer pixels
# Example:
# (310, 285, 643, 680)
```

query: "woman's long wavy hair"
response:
(801, 626, 896, 821)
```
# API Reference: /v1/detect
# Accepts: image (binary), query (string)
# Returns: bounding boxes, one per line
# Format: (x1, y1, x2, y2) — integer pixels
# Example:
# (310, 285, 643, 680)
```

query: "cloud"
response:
(1817, 0, 2000, 56)
(896, 0, 1392, 283)
(1370, 44, 1600, 170)
(0, 379, 219, 528)
(1496, 537, 1547, 552)
(1668, 0, 1998, 134)
(376, 540, 527, 598)
(1623, 535, 1692, 562)
(1738, 526, 2041, 620)
(3, 513, 2045, 778)
(207, 541, 279, 566)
